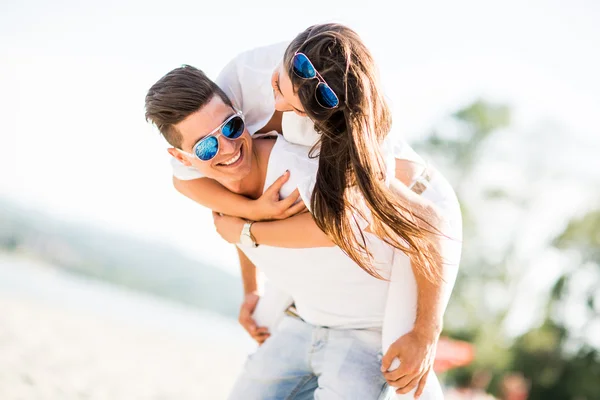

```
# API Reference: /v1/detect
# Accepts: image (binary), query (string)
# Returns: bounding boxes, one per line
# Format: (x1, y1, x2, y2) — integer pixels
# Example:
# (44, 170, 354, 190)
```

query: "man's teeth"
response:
(221, 149, 241, 166)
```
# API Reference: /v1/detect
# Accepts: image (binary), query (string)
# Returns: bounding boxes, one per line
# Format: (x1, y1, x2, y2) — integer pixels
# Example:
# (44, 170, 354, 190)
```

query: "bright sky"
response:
(2, 0, 599, 273)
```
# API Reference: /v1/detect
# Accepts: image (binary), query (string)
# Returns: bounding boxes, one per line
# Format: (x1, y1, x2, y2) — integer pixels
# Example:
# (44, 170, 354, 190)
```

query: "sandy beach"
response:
(0, 255, 252, 400)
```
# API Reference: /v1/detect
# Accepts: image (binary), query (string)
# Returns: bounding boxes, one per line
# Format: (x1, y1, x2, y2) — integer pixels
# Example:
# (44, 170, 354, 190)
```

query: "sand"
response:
(0, 256, 252, 400)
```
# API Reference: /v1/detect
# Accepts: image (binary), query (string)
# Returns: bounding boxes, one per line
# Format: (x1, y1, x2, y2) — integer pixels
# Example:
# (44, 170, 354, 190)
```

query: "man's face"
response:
(169, 95, 253, 183)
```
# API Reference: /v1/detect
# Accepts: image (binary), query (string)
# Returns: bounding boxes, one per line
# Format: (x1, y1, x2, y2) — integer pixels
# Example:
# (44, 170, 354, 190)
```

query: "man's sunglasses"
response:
(182, 111, 245, 161)
(292, 52, 339, 109)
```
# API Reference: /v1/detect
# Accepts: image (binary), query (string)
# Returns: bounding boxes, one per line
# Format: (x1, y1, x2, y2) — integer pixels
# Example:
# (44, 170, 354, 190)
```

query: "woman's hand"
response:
(212, 212, 246, 244)
(381, 327, 439, 398)
(250, 170, 306, 221)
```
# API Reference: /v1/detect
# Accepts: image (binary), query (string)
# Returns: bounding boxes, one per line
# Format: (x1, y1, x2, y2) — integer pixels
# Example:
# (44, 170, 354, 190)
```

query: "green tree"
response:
(416, 100, 600, 398)
(510, 210, 600, 399)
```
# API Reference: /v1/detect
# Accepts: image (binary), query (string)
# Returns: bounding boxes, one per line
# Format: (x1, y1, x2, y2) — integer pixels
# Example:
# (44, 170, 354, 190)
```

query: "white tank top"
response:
(238, 135, 396, 329)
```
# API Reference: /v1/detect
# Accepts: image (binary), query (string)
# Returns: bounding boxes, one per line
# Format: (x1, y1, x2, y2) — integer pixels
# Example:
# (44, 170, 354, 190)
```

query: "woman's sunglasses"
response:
(292, 52, 340, 109)
(182, 111, 246, 161)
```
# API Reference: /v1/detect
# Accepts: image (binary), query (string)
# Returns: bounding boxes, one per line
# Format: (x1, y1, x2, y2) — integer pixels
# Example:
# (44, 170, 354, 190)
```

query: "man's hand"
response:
(239, 292, 270, 344)
(250, 170, 306, 221)
(381, 328, 439, 398)
(212, 212, 246, 244)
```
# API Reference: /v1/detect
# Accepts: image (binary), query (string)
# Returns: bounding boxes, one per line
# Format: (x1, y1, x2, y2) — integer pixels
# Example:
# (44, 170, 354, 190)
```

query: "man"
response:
(145, 60, 459, 399)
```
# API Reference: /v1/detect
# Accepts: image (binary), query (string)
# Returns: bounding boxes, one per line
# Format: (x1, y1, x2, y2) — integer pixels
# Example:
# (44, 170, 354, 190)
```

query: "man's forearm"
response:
(236, 246, 258, 295)
(413, 263, 444, 336)
(387, 175, 446, 336)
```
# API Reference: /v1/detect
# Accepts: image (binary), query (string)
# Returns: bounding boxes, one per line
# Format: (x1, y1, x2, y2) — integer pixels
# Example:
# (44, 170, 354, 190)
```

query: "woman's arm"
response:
(173, 172, 305, 221)
(212, 209, 334, 248)
(174, 177, 255, 218)
(252, 212, 334, 247)
(212, 159, 429, 248)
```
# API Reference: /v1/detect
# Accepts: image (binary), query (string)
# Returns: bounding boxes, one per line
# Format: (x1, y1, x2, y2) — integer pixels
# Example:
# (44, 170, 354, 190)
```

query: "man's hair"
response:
(145, 65, 233, 148)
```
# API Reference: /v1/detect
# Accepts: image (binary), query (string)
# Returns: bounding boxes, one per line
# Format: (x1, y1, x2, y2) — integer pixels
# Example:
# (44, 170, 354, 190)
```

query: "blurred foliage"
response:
(424, 100, 511, 175)
(554, 210, 600, 263)
(416, 99, 600, 399)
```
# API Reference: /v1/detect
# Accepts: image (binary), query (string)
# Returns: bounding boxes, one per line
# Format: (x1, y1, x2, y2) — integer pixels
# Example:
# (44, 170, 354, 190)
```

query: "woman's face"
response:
(271, 62, 307, 117)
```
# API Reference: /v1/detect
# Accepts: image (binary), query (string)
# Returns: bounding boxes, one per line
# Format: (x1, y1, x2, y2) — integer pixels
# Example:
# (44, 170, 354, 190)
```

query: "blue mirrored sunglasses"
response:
(292, 52, 340, 109)
(187, 112, 245, 161)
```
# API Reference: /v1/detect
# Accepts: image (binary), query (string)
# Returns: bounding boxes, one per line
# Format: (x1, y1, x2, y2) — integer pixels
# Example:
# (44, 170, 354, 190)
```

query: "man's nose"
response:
(218, 135, 237, 154)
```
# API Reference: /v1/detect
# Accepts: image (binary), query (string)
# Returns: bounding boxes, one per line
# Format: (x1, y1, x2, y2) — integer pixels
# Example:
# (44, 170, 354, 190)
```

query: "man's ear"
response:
(167, 147, 193, 167)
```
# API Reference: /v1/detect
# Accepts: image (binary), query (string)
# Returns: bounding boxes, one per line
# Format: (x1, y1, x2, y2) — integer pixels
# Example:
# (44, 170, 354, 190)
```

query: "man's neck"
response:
(220, 138, 275, 200)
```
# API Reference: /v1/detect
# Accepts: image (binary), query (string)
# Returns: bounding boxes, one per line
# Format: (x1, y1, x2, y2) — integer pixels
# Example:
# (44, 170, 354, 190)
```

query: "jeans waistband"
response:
(284, 305, 381, 332)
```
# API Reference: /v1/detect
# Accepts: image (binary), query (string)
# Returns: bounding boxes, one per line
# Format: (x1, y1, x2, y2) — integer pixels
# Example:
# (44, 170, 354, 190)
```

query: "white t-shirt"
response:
(238, 135, 397, 329)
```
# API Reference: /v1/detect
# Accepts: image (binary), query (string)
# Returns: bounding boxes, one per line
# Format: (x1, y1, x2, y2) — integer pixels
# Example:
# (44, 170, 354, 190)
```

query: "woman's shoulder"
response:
(240, 42, 288, 69)
(219, 42, 289, 83)
(216, 42, 289, 123)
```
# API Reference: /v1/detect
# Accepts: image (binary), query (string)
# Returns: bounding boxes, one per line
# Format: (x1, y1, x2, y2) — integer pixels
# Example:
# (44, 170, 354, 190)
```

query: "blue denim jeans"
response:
(228, 315, 394, 400)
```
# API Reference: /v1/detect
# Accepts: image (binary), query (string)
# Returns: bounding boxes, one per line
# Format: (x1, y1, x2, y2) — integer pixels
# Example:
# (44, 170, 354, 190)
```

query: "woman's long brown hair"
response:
(284, 23, 442, 283)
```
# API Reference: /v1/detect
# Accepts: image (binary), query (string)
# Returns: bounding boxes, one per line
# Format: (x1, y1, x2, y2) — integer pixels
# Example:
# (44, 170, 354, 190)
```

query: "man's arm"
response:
(394, 159, 446, 335)
(236, 246, 270, 344)
(237, 246, 258, 295)
(381, 168, 448, 397)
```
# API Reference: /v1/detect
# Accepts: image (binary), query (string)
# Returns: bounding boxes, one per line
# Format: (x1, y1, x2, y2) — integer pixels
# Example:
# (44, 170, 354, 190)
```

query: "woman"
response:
(156, 23, 461, 399)
(215, 24, 461, 399)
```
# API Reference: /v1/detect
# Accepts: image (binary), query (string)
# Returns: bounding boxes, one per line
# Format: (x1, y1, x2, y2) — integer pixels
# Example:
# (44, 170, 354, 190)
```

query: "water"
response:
(0, 253, 251, 345)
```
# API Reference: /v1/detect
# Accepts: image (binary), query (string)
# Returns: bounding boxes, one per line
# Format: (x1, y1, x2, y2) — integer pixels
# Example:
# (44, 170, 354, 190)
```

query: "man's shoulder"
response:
(271, 137, 319, 195)
(255, 134, 317, 177)
(272, 137, 316, 168)
(254, 134, 278, 157)
(259, 135, 318, 204)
